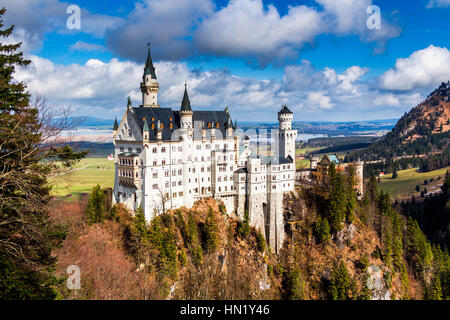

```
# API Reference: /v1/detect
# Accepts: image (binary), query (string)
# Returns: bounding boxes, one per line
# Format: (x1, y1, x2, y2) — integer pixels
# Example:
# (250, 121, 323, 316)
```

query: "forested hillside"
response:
(346, 82, 450, 174)
(50, 166, 449, 300)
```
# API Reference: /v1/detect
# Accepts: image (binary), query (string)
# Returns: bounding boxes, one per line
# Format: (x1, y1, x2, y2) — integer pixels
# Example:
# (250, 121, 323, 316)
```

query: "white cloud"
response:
(306, 92, 334, 110)
(3, 0, 401, 66)
(192, 0, 400, 66)
(337, 66, 369, 93)
(194, 0, 323, 66)
(69, 41, 107, 52)
(2, 0, 121, 53)
(426, 0, 450, 8)
(13, 55, 282, 118)
(13, 52, 428, 121)
(374, 93, 400, 106)
(105, 0, 214, 61)
(379, 45, 450, 91)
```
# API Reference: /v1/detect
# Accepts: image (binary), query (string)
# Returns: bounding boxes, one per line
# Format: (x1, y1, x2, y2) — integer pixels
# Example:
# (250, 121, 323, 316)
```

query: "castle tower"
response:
(180, 83, 193, 129)
(354, 160, 364, 196)
(278, 105, 297, 160)
(310, 156, 319, 170)
(140, 43, 159, 107)
(112, 116, 118, 137)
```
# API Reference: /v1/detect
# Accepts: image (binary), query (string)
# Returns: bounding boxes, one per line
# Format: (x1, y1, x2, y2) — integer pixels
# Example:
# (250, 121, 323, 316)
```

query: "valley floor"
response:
(49, 157, 114, 197)
(380, 166, 450, 201)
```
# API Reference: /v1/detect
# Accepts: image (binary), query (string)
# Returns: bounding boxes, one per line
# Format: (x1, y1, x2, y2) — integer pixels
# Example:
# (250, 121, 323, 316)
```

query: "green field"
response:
(295, 147, 323, 169)
(295, 146, 323, 156)
(380, 166, 449, 200)
(49, 157, 115, 197)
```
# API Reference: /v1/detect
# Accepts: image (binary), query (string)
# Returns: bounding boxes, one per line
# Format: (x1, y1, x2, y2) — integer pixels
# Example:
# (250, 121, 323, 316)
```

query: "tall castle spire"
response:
(180, 82, 193, 129)
(181, 82, 192, 112)
(143, 42, 157, 80)
(141, 43, 159, 107)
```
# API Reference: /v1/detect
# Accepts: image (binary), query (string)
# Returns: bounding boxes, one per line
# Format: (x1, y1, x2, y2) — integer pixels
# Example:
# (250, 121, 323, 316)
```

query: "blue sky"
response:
(5, 0, 450, 121)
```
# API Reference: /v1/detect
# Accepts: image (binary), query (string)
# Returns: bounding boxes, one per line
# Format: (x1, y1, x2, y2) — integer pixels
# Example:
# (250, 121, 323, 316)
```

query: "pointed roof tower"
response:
(278, 105, 293, 115)
(142, 118, 149, 132)
(113, 117, 118, 131)
(181, 82, 192, 112)
(143, 42, 157, 79)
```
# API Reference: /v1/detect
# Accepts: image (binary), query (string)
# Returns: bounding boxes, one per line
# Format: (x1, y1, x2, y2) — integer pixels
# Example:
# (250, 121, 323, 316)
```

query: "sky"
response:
(4, 0, 450, 122)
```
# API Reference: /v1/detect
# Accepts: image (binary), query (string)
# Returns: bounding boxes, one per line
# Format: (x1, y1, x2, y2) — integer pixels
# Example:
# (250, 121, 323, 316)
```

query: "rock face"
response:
(367, 265, 391, 300)
(259, 264, 271, 291)
(334, 224, 357, 249)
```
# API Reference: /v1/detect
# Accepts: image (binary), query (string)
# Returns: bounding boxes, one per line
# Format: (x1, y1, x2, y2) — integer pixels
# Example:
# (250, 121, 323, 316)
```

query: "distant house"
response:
(107, 154, 114, 161)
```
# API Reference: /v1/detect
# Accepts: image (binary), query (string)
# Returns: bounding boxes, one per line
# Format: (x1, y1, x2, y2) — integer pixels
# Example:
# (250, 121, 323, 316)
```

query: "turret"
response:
(278, 105, 293, 130)
(243, 135, 250, 149)
(226, 117, 233, 138)
(354, 159, 364, 196)
(112, 116, 118, 136)
(140, 43, 159, 107)
(277, 105, 297, 160)
(310, 156, 319, 170)
(156, 120, 162, 141)
(143, 118, 149, 143)
(180, 82, 193, 129)
(201, 121, 206, 140)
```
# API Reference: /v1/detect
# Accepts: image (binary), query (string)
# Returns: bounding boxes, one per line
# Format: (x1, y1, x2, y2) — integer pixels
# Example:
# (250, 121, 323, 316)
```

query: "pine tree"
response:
(327, 170, 346, 233)
(283, 268, 304, 300)
(132, 207, 149, 242)
(329, 261, 352, 300)
(238, 209, 250, 238)
(85, 184, 105, 224)
(392, 168, 398, 179)
(0, 8, 85, 299)
(204, 208, 219, 253)
(427, 276, 443, 300)
(255, 230, 266, 252)
(314, 215, 331, 244)
(186, 212, 198, 246)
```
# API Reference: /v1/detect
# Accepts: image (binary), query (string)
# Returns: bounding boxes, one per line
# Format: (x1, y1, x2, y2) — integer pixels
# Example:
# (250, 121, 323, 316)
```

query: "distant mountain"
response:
(65, 116, 396, 137)
(68, 116, 115, 129)
(347, 82, 450, 163)
(240, 118, 397, 137)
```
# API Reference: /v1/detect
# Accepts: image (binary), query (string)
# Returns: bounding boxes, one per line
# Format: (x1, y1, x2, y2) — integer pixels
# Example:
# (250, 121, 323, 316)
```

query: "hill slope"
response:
(347, 82, 450, 163)
(50, 174, 450, 300)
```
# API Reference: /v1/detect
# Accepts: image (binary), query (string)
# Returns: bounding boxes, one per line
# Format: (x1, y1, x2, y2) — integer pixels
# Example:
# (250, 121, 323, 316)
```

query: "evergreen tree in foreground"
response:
(86, 184, 106, 224)
(0, 8, 85, 299)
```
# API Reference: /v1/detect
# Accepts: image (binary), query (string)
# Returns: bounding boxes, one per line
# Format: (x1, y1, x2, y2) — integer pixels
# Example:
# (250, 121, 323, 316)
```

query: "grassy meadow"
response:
(380, 166, 449, 200)
(49, 157, 115, 197)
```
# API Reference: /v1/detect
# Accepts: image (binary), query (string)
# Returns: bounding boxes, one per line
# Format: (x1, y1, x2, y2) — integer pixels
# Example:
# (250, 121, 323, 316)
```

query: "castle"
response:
(112, 46, 297, 252)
